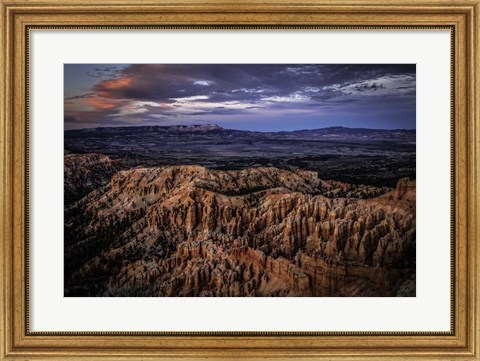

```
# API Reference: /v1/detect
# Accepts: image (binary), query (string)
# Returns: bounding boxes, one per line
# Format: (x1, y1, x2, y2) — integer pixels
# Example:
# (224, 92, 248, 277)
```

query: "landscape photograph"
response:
(64, 64, 416, 297)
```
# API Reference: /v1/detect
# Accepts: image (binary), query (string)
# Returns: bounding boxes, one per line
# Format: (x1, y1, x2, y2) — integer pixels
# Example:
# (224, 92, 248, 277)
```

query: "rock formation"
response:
(64, 164, 415, 297)
(64, 153, 124, 204)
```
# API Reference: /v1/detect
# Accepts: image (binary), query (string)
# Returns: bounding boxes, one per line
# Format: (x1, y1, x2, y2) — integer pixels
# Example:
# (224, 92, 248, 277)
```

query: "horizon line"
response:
(64, 124, 417, 133)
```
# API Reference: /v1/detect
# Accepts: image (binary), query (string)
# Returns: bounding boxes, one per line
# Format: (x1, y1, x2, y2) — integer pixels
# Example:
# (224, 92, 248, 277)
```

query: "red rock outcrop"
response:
(65, 165, 415, 297)
(64, 153, 124, 204)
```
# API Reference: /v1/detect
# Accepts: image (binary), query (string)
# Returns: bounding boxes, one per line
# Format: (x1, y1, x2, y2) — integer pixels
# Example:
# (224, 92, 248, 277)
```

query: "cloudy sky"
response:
(64, 64, 416, 131)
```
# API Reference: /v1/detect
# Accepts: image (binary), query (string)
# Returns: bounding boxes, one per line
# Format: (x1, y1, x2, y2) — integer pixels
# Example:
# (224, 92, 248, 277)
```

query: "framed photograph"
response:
(1, 0, 478, 360)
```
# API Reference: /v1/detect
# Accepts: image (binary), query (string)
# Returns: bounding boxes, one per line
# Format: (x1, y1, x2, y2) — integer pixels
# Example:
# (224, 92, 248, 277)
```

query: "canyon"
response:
(65, 158, 415, 297)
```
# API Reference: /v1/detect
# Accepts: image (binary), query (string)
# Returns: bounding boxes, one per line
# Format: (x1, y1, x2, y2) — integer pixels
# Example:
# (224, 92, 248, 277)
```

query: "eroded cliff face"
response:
(64, 153, 124, 204)
(64, 165, 415, 297)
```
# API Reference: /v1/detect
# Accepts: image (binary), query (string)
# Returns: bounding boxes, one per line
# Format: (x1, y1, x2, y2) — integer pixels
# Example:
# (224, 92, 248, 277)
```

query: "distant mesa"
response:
(173, 124, 224, 131)
(70, 123, 224, 134)
(65, 124, 415, 141)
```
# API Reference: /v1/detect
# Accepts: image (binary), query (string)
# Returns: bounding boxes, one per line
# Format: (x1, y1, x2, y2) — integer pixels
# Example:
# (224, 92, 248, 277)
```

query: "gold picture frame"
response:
(1, 0, 478, 359)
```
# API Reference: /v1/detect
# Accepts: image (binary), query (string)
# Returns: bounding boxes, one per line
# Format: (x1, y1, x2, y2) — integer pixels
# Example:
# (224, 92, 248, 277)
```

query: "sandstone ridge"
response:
(65, 165, 415, 297)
